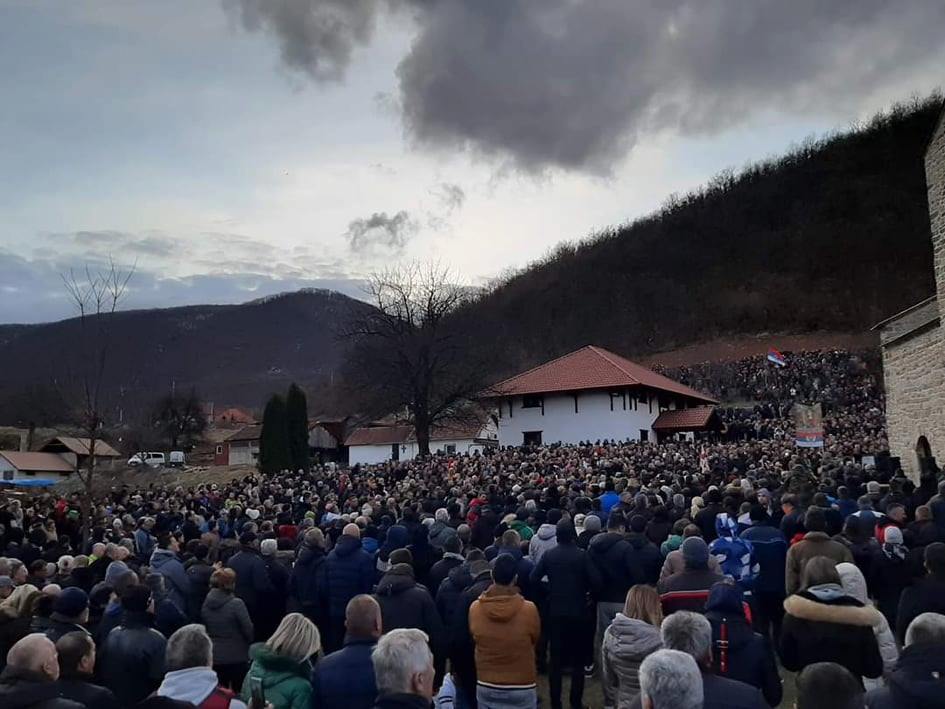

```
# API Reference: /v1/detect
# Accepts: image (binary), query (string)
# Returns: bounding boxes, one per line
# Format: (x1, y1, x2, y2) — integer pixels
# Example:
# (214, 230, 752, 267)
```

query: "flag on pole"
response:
(767, 349, 786, 367)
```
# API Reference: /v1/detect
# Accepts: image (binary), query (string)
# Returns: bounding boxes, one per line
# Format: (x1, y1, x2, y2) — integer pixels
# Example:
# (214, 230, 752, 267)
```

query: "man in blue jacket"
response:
(740, 505, 787, 644)
(149, 533, 190, 614)
(311, 594, 381, 709)
(325, 524, 376, 652)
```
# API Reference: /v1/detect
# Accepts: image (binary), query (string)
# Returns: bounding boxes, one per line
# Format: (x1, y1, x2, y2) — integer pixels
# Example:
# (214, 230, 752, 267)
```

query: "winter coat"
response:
(0, 614, 31, 671)
(240, 643, 313, 709)
(710, 517, 758, 590)
(739, 524, 787, 594)
(625, 533, 663, 585)
(0, 666, 83, 709)
(785, 532, 853, 594)
(705, 583, 782, 708)
(428, 553, 464, 597)
(183, 558, 213, 622)
(157, 667, 248, 709)
(149, 548, 191, 613)
(98, 610, 167, 705)
(310, 638, 377, 709)
(373, 565, 444, 656)
(44, 614, 88, 643)
(56, 671, 121, 709)
(256, 556, 290, 640)
(779, 585, 884, 683)
(436, 563, 474, 631)
(527, 524, 557, 566)
(428, 521, 458, 551)
(135, 528, 156, 561)
(490, 545, 535, 600)
(588, 532, 636, 603)
(870, 548, 912, 629)
(530, 539, 601, 619)
(326, 535, 376, 619)
(659, 548, 722, 581)
(895, 575, 945, 645)
(201, 588, 254, 666)
(448, 571, 493, 700)
(288, 544, 328, 624)
(226, 547, 274, 615)
(866, 642, 945, 709)
(600, 614, 662, 709)
(837, 562, 899, 686)
(469, 584, 540, 687)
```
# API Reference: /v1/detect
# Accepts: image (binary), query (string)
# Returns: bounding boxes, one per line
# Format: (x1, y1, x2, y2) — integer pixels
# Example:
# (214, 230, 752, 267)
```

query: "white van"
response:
(128, 452, 166, 468)
(168, 451, 185, 467)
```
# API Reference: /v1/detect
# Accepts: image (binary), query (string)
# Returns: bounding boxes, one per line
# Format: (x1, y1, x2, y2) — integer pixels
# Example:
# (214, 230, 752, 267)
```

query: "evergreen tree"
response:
(259, 394, 290, 473)
(285, 382, 310, 472)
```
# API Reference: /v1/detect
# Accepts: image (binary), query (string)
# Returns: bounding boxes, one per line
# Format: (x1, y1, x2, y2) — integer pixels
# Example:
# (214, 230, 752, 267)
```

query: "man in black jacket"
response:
(55, 631, 120, 709)
(0, 633, 82, 708)
(588, 512, 635, 644)
(896, 542, 945, 644)
(225, 532, 274, 639)
(99, 584, 167, 705)
(867, 611, 945, 709)
(530, 519, 602, 709)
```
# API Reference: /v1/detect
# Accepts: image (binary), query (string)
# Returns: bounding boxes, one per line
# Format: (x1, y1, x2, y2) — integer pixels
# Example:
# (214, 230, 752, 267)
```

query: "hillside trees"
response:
(151, 388, 207, 450)
(342, 262, 492, 456)
(286, 383, 310, 472)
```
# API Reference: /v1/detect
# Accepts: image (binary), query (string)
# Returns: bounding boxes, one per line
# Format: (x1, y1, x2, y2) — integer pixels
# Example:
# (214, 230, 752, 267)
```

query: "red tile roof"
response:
(652, 406, 718, 431)
(485, 346, 718, 403)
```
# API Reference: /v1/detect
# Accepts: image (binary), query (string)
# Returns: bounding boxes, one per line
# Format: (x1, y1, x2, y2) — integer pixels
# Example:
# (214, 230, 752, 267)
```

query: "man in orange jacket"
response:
(468, 554, 541, 708)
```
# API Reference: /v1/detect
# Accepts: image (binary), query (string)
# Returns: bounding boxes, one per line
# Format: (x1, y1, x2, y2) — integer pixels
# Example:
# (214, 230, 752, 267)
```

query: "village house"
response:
(483, 345, 717, 447)
(346, 421, 498, 466)
(214, 424, 262, 466)
(39, 436, 123, 471)
(0, 451, 75, 482)
(876, 106, 945, 480)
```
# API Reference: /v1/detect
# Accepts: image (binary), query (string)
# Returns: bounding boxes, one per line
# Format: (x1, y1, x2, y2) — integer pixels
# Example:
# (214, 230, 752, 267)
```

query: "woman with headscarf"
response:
(780, 556, 883, 685)
(836, 561, 898, 691)
(869, 526, 912, 629)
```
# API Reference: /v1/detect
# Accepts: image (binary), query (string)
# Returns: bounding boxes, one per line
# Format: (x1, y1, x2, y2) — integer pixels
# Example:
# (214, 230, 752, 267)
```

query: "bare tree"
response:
(61, 260, 134, 549)
(342, 262, 489, 456)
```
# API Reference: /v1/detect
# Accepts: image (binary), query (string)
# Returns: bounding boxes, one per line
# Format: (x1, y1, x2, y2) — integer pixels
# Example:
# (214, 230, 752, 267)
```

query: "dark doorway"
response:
(523, 431, 542, 446)
(391, 443, 400, 461)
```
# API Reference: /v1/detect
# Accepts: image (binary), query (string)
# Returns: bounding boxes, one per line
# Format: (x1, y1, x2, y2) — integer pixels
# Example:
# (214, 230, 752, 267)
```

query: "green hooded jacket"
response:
(240, 643, 313, 709)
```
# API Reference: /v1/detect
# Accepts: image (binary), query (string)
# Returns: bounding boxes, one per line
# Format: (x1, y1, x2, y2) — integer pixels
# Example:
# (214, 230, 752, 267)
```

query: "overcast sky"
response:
(1, 1, 943, 323)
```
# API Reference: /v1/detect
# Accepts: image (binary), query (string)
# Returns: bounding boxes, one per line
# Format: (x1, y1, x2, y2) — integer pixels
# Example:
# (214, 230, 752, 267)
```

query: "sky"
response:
(1, 0, 944, 323)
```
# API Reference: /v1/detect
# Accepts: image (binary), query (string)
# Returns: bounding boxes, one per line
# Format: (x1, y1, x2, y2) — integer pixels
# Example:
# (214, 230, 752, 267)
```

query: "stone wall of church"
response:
(930, 112, 945, 299)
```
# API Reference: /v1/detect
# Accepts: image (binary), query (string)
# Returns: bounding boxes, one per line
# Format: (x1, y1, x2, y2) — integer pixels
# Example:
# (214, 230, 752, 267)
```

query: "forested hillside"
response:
(459, 96, 944, 376)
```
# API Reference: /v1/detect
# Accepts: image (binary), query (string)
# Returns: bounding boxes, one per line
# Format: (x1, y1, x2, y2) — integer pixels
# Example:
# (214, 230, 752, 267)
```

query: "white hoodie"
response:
(157, 667, 248, 709)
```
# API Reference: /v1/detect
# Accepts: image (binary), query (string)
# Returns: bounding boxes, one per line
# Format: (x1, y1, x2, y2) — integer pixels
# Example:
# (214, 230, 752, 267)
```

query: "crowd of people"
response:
(658, 350, 888, 457)
(0, 349, 941, 709)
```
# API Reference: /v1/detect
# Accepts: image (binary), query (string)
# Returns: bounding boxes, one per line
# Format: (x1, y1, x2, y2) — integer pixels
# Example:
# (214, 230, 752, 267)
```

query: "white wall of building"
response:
(349, 425, 498, 466)
(0, 458, 70, 482)
(496, 388, 682, 447)
(349, 443, 403, 466)
(228, 440, 259, 466)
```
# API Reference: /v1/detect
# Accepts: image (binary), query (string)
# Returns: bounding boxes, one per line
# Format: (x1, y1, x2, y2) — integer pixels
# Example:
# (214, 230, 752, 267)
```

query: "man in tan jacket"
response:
(468, 554, 541, 708)
(785, 507, 852, 594)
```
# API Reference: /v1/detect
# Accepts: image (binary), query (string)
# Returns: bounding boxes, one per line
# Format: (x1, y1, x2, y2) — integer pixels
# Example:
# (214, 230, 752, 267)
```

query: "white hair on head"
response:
(660, 611, 712, 660)
(259, 539, 278, 556)
(372, 628, 432, 695)
(639, 649, 703, 709)
(435, 508, 449, 522)
(422, 517, 435, 528)
(906, 612, 945, 647)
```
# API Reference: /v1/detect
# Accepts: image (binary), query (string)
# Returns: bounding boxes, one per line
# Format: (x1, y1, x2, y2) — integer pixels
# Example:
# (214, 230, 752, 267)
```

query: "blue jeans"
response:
(476, 684, 538, 709)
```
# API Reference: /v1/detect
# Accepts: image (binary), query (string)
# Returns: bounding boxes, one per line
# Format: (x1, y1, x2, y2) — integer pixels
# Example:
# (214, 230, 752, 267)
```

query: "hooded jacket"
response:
(626, 532, 663, 585)
(428, 521, 458, 551)
(779, 584, 884, 683)
(866, 643, 945, 709)
(704, 583, 782, 708)
(226, 546, 274, 615)
(326, 535, 376, 618)
(468, 584, 540, 687)
(896, 575, 945, 645)
(588, 532, 635, 603)
(240, 644, 312, 709)
(183, 558, 213, 622)
(836, 562, 899, 685)
(99, 610, 167, 705)
(149, 548, 191, 613)
(157, 667, 248, 709)
(600, 614, 661, 709)
(527, 524, 558, 565)
(201, 588, 254, 666)
(530, 525, 602, 619)
(436, 563, 473, 631)
(373, 564, 444, 655)
(289, 543, 328, 615)
(709, 515, 758, 589)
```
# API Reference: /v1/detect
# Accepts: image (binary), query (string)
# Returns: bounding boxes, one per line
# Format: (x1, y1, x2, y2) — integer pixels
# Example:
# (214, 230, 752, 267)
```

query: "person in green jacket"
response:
(240, 612, 320, 709)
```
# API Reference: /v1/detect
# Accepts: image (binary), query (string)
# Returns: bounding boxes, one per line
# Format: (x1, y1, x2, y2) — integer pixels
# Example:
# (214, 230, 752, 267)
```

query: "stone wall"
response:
(884, 312, 945, 479)
(930, 111, 945, 298)
(881, 110, 945, 480)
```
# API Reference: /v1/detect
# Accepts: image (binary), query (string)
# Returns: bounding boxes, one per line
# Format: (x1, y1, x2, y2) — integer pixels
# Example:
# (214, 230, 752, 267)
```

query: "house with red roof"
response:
(482, 345, 718, 447)
(345, 420, 497, 466)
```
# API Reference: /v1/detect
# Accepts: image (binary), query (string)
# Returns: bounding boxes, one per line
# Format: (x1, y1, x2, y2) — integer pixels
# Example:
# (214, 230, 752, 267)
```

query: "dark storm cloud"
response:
(225, 0, 380, 82)
(234, 0, 945, 174)
(345, 210, 417, 252)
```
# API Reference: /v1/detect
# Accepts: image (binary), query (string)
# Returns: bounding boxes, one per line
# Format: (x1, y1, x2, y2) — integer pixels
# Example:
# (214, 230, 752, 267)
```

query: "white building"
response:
(346, 421, 498, 466)
(0, 452, 74, 482)
(484, 345, 717, 447)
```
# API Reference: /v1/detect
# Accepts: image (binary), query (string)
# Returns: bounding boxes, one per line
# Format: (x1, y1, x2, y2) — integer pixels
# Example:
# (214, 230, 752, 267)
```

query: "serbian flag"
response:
(767, 349, 786, 367)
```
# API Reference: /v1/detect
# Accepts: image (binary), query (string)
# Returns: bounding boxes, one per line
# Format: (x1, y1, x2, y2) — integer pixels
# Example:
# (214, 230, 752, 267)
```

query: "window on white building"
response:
(522, 395, 543, 409)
